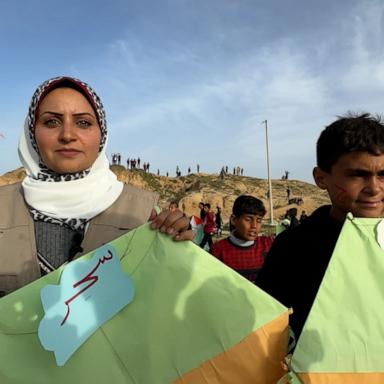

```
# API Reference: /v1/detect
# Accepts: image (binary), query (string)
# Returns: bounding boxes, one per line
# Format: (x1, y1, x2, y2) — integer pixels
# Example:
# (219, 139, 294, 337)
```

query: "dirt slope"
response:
(1, 166, 329, 223)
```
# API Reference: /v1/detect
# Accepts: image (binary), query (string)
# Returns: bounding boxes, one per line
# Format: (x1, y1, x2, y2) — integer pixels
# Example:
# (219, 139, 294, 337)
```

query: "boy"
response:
(199, 203, 216, 252)
(256, 113, 384, 340)
(212, 195, 274, 283)
(168, 201, 179, 212)
(199, 202, 206, 220)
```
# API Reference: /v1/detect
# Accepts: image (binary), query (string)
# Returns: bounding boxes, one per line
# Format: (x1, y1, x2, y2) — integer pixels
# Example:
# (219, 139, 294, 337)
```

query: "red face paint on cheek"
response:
(335, 183, 348, 203)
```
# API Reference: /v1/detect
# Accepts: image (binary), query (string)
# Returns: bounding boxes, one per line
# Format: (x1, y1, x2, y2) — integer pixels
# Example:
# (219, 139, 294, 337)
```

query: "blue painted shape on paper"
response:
(38, 244, 135, 366)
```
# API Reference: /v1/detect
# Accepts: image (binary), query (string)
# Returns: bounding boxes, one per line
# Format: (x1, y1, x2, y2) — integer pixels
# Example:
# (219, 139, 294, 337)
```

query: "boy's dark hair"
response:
(204, 203, 211, 209)
(169, 201, 179, 208)
(317, 113, 384, 172)
(232, 195, 266, 217)
(288, 207, 297, 217)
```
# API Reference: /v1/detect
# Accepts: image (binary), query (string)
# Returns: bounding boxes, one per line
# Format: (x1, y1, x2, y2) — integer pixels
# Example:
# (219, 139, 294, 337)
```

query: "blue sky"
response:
(1, 0, 384, 182)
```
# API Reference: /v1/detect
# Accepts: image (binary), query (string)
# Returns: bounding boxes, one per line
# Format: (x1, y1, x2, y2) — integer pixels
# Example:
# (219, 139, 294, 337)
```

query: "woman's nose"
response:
(58, 122, 76, 142)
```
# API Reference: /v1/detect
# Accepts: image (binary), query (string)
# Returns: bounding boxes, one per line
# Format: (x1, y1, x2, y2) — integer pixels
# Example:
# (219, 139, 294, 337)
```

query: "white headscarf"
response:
(19, 76, 123, 229)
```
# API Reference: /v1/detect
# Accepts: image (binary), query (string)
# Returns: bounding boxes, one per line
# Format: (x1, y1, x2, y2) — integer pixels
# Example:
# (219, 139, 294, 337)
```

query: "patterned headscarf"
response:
(19, 76, 123, 230)
(27, 76, 107, 182)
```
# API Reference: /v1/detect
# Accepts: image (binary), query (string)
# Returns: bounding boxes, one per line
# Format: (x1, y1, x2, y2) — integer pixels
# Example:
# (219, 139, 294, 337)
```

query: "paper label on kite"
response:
(38, 244, 135, 366)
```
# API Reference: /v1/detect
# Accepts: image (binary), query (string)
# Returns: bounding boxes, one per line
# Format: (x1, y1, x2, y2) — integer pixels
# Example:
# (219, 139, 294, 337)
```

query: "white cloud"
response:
(340, 2, 384, 94)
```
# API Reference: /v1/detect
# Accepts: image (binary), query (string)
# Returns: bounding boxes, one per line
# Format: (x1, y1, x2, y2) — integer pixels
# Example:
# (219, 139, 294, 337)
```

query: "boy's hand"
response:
(149, 209, 195, 241)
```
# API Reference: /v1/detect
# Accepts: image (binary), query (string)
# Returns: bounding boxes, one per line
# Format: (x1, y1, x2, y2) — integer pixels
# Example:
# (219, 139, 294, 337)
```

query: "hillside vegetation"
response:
(1, 166, 330, 223)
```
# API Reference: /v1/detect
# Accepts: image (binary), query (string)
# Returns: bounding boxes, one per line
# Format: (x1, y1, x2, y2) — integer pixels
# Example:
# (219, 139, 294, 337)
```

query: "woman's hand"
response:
(149, 209, 195, 241)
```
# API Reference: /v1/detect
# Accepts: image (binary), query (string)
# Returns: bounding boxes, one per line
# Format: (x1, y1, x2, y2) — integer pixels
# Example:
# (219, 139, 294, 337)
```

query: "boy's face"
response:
(231, 213, 263, 241)
(169, 203, 177, 212)
(313, 151, 384, 221)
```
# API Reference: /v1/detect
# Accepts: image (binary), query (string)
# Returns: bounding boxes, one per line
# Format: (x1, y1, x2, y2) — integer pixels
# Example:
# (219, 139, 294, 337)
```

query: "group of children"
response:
(201, 112, 384, 342)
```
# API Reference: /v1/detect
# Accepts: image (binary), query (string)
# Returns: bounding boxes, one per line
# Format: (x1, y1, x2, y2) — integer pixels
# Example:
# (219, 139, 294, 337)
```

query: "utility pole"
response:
(262, 120, 274, 225)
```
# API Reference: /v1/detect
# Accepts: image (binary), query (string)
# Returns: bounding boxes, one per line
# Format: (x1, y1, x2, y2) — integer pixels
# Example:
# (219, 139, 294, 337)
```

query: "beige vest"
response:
(0, 182, 158, 296)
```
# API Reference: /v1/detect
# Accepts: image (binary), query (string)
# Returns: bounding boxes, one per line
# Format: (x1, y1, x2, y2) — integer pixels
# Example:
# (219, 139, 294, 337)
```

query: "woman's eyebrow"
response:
(39, 111, 95, 117)
(39, 111, 63, 117)
(73, 112, 96, 117)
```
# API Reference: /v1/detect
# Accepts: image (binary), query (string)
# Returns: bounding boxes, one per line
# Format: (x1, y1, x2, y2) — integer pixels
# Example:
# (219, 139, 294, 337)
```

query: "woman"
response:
(0, 76, 191, 296)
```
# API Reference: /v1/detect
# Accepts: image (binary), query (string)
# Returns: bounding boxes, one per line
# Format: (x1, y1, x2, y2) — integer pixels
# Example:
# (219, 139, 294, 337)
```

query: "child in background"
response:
(199, 203, 216, 252)
(215, 206, 223, 237)
(212, 195, 274, 283)
(168, 201, 179, 212)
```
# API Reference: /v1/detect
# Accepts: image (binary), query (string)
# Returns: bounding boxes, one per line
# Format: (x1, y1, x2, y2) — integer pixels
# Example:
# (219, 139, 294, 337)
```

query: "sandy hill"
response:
(0, 166, 330, 223)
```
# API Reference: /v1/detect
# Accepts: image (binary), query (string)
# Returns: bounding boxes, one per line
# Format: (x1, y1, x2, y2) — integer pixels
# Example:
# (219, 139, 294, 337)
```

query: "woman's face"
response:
(34, 87, 101, 174)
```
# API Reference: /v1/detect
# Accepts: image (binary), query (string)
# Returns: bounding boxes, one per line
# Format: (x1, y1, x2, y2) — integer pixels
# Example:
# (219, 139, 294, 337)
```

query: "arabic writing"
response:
(61, 250, 113, 326)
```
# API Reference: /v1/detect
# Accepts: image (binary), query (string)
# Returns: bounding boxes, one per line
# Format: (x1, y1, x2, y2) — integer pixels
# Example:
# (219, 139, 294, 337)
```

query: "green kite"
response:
(0, 224, 289, 383)
(280, 214, 384, 383)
